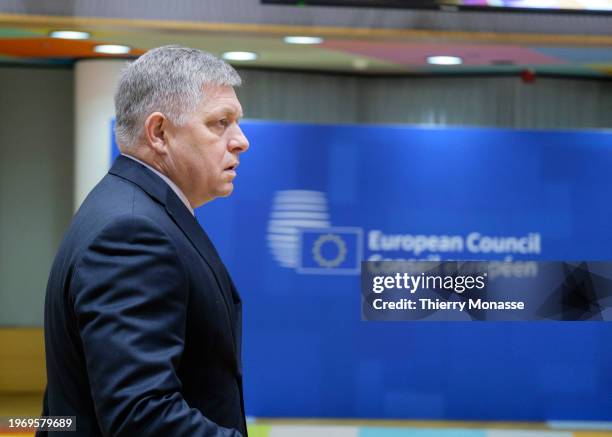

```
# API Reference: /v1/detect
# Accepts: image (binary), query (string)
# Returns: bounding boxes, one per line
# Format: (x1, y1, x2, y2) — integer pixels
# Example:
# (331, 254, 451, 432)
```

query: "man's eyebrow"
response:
(210, 106, 243, 118)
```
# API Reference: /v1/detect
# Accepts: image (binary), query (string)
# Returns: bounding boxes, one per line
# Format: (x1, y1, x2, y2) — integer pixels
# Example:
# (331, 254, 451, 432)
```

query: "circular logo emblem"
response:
(312, 233, 347, 268)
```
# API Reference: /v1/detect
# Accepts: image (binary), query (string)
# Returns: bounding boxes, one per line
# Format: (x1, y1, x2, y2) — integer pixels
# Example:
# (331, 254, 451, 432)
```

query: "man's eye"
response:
(219, 119, 229, 128)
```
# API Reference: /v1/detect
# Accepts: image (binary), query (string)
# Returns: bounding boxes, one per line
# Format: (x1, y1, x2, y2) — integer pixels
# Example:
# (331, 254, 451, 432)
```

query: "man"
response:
(39, 46, 249, 436)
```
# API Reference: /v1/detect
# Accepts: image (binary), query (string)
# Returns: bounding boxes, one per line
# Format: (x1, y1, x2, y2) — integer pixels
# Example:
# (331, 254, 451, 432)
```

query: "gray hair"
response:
(114, 45, 241, 150)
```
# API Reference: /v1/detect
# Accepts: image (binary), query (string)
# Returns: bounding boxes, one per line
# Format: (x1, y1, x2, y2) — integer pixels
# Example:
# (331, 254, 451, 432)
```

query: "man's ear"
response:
(143, 112, 168, 155)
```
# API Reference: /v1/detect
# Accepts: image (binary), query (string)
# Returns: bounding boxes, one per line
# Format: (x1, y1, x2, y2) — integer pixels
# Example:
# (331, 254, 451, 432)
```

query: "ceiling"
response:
(0, 4, 611, 77)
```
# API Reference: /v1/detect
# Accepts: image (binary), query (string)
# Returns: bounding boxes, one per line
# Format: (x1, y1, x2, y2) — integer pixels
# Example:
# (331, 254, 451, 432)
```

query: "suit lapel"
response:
(109, 155, 238, 349)
(164, 193, 237, 333)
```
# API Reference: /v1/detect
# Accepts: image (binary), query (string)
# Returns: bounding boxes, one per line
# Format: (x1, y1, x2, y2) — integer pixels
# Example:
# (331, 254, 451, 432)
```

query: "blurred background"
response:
(1, 1, 612, 436)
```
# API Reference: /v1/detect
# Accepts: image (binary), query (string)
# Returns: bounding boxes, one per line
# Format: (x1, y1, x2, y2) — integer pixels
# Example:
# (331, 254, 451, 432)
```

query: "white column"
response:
(74, 59, 129, 210)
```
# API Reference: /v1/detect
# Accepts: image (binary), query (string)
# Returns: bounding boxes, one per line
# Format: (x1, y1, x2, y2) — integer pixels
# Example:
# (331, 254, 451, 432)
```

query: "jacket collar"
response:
(109, 154, 169, 208)
(120, 153, 194, 215)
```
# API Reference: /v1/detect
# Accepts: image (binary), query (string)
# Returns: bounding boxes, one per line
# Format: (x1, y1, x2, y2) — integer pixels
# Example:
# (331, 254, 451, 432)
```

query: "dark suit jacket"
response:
(38, 155, 247, 436)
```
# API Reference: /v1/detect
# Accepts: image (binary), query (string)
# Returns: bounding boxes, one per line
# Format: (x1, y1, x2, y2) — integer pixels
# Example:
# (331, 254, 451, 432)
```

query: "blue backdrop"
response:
(113, 121, 612, 421)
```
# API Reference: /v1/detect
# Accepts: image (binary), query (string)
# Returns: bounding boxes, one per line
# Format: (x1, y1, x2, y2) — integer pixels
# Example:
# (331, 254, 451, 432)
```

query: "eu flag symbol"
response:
(298, 227, 363, 274)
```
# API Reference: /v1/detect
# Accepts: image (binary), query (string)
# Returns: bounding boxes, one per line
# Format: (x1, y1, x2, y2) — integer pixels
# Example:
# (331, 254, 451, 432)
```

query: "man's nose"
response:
(228, 124, 249, 153)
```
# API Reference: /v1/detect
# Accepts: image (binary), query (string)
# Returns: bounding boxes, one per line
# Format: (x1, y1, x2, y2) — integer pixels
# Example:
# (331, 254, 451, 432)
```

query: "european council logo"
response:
(298, 227, 363, 275)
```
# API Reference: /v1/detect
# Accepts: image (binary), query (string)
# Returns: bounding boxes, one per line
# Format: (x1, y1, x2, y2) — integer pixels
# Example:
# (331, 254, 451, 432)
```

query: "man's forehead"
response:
(201, 85, 243, 115)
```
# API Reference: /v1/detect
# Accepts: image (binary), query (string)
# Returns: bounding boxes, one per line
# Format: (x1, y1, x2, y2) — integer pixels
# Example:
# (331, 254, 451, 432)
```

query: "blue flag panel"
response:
(113, 120, 612, 420)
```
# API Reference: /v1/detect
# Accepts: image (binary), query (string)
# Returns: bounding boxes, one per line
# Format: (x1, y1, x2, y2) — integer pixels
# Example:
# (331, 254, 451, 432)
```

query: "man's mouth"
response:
(225, 162, 239, 172)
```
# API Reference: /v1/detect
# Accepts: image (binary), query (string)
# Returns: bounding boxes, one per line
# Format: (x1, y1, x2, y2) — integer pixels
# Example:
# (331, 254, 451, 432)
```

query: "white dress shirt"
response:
(122, 154, 194, 216)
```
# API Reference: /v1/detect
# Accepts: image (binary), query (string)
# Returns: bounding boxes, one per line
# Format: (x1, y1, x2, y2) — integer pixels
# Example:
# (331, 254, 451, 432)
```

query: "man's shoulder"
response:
(46, 173, 192, 307)
(60, 173, 175, 259)
(80, 172, 161, 215)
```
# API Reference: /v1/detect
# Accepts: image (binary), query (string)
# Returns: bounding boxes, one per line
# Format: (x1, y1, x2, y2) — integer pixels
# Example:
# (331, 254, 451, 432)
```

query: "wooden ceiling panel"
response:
(0, 37, 143, 58)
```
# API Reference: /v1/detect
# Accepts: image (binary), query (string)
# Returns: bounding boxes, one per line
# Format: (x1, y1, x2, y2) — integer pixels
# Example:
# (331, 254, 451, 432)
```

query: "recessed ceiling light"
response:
(352, 58, 369, 71)
(427, 55, 463, 66)
(93, 44, 131, 55)
(49, 30, 91, 40)
(221, 51, 258, 61)
(284, 36, 324, 45)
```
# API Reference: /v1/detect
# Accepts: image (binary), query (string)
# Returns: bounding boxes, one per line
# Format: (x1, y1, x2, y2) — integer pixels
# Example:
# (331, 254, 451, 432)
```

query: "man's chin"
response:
(218, 184, 234, 198)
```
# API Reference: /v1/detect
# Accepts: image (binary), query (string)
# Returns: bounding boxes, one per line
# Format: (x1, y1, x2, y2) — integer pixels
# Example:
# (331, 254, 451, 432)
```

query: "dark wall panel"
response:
(0, 66, 74, 326)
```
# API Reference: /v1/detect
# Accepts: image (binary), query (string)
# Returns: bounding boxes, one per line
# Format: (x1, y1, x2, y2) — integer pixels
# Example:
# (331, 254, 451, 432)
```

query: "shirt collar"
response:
(121, 153, 194, 216)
